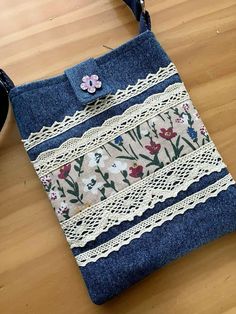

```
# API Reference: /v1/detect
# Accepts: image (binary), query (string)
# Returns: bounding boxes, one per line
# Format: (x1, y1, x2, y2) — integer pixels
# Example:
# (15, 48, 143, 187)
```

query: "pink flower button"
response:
(80, 74, 102, 94)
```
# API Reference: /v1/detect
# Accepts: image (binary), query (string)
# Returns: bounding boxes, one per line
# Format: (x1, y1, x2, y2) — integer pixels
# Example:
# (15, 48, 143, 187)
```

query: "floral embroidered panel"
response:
(40, 99, 210, 222)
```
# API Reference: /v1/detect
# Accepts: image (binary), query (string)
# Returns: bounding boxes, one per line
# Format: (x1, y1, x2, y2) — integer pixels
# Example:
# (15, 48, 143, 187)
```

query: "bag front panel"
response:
(9, 30, 236, 304)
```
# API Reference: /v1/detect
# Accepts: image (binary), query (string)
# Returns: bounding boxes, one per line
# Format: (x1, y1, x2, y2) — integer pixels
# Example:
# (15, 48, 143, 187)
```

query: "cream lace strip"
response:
(33, 82, 189, 177)
(23, 63, 178, 151)
(75, 173, 234, 267)
(61, 141, 226, 248)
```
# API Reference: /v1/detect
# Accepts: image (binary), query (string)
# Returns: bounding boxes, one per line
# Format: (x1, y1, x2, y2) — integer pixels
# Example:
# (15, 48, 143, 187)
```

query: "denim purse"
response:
(2, 0, 236, 305)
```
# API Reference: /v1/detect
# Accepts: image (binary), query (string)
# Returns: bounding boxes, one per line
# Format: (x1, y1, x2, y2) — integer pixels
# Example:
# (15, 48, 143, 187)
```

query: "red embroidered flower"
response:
(159, 127, 177, 140)
(145, 140, 161, 155)
(58, 164, 71, 179)
(129, 165, 144, 178)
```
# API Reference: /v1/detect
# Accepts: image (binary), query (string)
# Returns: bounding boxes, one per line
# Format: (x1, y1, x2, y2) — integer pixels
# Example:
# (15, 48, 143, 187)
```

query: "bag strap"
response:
(123, 0, 151, 33)
(0, 69, 14, 131)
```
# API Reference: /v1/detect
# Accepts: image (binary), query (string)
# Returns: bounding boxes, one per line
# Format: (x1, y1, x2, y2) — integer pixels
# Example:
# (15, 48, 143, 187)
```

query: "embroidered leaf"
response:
(74, 165, 81, 172)
(176, 135, 181, 148)
(70, 199, 79, 203)
(108, 142, 122, 151)
(164, 148, 172, 163)
(117, 155, 136, 160)
(110, 180, 116, 190)
(121, 170, 128, 178)
(103, 172, 109, 180)
(127, 130, 136, 142)
(103, 182, 111, 188)
(129, 144, 139, 159)
(139, 154, 153, 161)
(65, 178, 75, 188)
(182, 137, 196, 151)
(67, 189, 77, 196)
(136, 125, 142, 140)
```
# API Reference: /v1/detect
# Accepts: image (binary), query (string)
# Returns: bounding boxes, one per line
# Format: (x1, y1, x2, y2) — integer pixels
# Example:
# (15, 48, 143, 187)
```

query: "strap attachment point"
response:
(140, 0, 146, 13)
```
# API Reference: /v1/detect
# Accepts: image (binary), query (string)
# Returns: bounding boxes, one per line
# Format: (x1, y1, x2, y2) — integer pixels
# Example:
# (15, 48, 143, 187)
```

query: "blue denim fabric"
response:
(65, 58, 113, 106)
(9, 31, 172, 142)
(75, 173, 236, 304)
(28, 74, 181, 160)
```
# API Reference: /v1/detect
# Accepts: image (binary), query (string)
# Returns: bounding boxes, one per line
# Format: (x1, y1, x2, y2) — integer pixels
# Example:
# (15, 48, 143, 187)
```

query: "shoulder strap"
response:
(123, 0, 151, 33)
(0, 69, 14, 131)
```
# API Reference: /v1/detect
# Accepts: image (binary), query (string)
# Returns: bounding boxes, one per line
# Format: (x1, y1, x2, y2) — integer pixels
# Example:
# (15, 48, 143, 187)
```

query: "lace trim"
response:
(75, 173, 235, 266)
(23, 63, 178, 151)
(61, 141, 225, 247)
(34, 82, 189, 177)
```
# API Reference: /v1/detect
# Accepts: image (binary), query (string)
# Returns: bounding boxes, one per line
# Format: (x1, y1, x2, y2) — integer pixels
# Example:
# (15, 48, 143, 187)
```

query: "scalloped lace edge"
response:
(23, 63, 178, 151)
(61, 141, 225, 248)
(75, 173, 235, 266)
(33, 82, 189, 177)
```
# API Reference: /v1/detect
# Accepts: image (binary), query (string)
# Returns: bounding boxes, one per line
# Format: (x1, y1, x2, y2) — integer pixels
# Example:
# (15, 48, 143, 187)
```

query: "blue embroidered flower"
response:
(187, 127, 197, 140)
(114, 135, 123, 145)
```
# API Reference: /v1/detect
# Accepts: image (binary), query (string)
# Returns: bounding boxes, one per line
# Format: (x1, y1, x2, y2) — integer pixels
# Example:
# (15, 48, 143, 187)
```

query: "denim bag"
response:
(1, 0, 236, 305)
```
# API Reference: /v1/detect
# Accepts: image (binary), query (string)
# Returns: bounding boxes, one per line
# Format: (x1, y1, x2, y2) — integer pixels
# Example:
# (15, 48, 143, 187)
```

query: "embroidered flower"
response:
(159, 127, 177, 140)
(194, 111, 200, 120)
(87, 148, 108, 168)
(108, 160, 127, 174)
(129, 164, 144, 178)
(187, 127, 198, 140)
(200, 125, 208, 136)
(40, 174, 51, 186)
(82, 176, 103, 194)
(49, 190, 60, 200)
(114, 135, 123, 145)
(58, 164, 71, 179)
(145, 140, 161, 155)
(182, 103, 189, 111)
(175, 114, 188, 124)
(80, 75, 102, 94)
(56, 201, 69, 218)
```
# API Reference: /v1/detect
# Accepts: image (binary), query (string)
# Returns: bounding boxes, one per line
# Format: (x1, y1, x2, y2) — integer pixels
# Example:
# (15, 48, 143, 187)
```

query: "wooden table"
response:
(0, 1, 236, 313)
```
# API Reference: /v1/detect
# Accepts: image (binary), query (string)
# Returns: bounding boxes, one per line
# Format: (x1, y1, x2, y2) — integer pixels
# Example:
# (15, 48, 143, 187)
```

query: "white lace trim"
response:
(61, 141, 225, 248)
(23, 63, 178, 151)
(75, 173, 234, 266)
(33, 82, 189, 177)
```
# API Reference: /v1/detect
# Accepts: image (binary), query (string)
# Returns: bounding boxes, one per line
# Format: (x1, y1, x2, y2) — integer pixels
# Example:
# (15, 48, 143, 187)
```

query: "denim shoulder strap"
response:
(0, 69, 14, 130)
(123, 0, 151, 33)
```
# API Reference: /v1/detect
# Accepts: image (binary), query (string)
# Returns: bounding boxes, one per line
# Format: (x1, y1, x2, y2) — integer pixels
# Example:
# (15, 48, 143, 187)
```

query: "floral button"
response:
(80, 74, 102, 94)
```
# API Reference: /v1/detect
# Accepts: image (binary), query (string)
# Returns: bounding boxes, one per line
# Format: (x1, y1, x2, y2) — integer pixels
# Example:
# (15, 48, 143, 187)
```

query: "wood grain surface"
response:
(0, 1, 236, 313)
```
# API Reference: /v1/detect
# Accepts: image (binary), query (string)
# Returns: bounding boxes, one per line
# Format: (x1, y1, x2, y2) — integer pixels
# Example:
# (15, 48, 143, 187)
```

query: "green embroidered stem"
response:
(65, 175, 84, 204)
(95, 166, 118, 192)
(56, 179, 66, 197)
(74, 156, 84, 176)
(120, 170, 131, 186)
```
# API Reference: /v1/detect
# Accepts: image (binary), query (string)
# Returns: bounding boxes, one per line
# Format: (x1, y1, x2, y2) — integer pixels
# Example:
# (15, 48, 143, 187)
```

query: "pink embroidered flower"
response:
(40, 174, 51, 186)
(80, 75, 102, 94)
(58, 164, 71, 179)
(145, 140, 161, 155)
(182, 103, 189, 111)
(175, 115, 188, 124)
(159, 127, 177, 140)
(49, 190, 60, 200)
(129, 164, 143, 178)
(200, 125, 208, 136)
(56, 201, 70, 221)
(194, 111, 200, 120)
